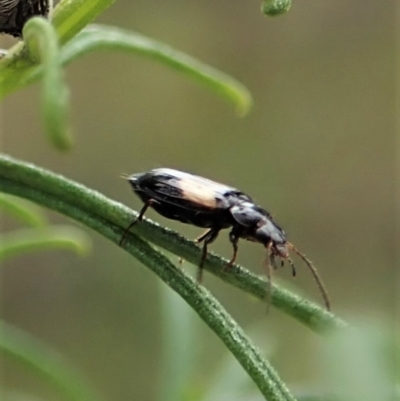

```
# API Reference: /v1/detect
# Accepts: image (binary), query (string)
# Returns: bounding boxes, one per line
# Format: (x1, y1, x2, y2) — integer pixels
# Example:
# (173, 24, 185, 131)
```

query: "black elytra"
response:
(0, 0, 49, 37)
(120, 168, 331, 311)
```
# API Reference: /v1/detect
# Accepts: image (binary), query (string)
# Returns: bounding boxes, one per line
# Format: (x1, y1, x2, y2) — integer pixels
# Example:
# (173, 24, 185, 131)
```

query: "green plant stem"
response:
(0, 154, 346, 334)
(23, 17, 72, 150)
(0, 154, 296, 401)
(0, 319, 99, 401)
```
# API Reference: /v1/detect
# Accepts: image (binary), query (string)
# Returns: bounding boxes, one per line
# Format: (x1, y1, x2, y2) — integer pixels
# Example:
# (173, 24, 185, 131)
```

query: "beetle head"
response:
(252, 216, 287, 251)
(127, 173, 143, 190)
(230, 203, 287, 248)
(272, 242, 289, 258)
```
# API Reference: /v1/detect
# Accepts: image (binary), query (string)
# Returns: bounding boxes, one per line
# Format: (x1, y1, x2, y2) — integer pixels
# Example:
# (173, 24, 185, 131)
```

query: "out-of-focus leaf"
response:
(0, 225, 91, 261)
(321, 321, 395, 401)
(157, 280, 198, 401)
(2, 390, 47, 401)
(23, 17, 72, 151)
(261, 0, 292, 16)
(0, 194, 47, 227)
(0, 319, 100, 401)
(200, 324, 276, 401)
(0, 25, 252, 116)
(59, 25, 252, 115)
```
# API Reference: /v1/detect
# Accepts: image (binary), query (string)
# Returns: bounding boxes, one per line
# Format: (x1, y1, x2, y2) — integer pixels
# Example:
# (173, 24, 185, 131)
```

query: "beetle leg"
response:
(197, 228, 220, 283)
(265, 241, 274, 312)
(195, 229, 213, 243)
(225, 231, 239, 270)
(119, 199, 156, 246)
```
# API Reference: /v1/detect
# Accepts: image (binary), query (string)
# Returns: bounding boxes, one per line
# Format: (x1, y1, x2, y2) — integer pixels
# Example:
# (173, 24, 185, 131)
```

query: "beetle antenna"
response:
(287, 243, 331, 311)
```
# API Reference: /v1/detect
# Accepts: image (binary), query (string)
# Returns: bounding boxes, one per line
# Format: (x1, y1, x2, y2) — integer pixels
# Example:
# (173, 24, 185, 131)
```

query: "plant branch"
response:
(23, 17, 72, 150)
(0, 154, 297, 401)
(0, 154, 347, 334)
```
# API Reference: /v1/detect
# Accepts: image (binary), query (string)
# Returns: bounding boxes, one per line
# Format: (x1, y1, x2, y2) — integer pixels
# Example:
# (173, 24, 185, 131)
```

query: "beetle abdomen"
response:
(128, 168, 247, 228)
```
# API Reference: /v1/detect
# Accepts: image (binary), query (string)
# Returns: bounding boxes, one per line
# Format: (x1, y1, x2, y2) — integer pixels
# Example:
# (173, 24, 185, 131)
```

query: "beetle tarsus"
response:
(224, 231, 239, 270)
(197, 228, 220, 281)
(196, 267, 203, 283)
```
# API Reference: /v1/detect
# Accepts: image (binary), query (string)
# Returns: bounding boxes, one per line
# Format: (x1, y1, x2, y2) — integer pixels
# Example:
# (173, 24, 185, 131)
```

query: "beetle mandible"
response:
(120, 168, 331, 311)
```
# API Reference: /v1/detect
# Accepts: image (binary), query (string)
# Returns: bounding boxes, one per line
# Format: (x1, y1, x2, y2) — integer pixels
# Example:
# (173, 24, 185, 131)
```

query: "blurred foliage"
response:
(261, 0, 292, 16)
(0, 0, 252, 150)
(0, 194, 47, 227)
(2, 0, 288, 397)
(0, 0, 395, 400)
(0, 195, 91, 261)
(0, 195, 94, 399)
(0, 319, 99, 401)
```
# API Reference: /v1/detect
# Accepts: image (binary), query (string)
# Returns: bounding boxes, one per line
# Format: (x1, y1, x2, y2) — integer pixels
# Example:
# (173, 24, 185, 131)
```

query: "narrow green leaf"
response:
(23, 17, 72, 151)
(60, 25, 252, 115)
(52, 0, 117, 44)
(0, 25, 252, 115)
(0, 225, 91, 261)
(0, 194, 47, 227)
(158, 282, 197, 401)
(1, 21, 251, 119)
(0, 319, 100, 401)
(0, 0, 116, 97)
(321, 323, 395, 401)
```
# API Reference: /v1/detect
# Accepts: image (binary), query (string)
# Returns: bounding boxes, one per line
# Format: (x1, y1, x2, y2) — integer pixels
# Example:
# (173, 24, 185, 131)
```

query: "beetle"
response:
(120, 168, 331, 311)
(0, 0, 49, 38)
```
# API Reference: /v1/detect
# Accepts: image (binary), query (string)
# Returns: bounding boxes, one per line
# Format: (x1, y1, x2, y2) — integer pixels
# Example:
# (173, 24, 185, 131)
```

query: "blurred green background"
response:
(1, 0, 395, 400)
